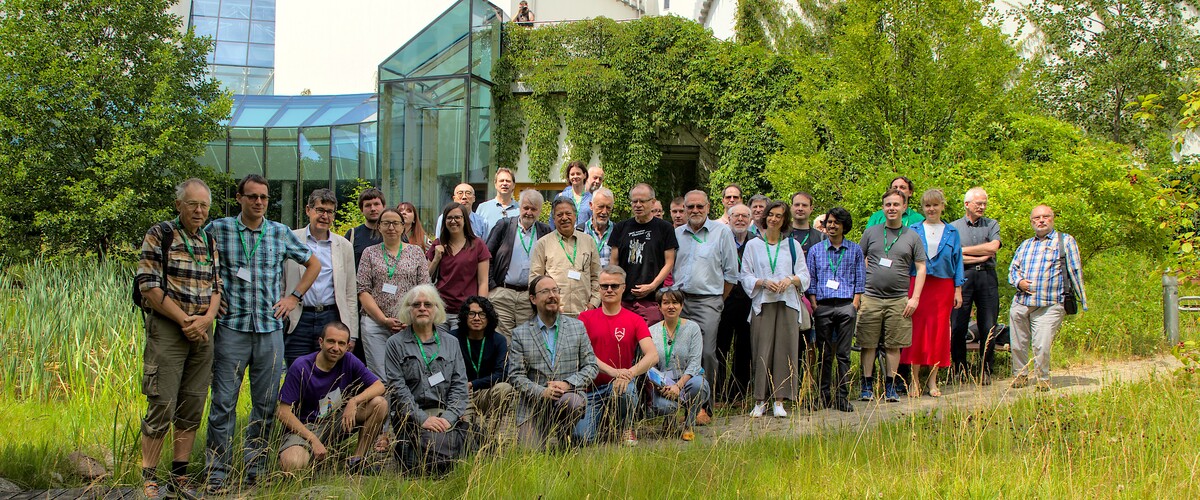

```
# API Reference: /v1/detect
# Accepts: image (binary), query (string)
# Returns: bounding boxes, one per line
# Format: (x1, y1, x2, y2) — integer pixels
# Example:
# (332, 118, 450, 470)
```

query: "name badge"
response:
(427, 371, 445, 386)
(567, 270, 582, 280)
(381, 283, 398, 295)
(519, 266, 531, 279)
(663, 370, 676, 382)
(826, 280, 840, 290)
(236, 267, 252, 282)
(878, 258, 893, 268)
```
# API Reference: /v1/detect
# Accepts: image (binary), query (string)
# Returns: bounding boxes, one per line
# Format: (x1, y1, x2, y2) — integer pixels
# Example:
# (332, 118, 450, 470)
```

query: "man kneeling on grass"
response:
(276, 321, 387, 475)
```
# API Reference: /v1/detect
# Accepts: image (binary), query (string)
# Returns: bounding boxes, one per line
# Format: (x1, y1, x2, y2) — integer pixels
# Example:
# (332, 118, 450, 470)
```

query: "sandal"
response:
(927, 387, 942, 398)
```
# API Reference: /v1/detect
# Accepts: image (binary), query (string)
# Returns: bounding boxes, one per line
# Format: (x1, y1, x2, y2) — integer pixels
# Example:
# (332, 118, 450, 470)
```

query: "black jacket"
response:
(485, 217, 552, 290)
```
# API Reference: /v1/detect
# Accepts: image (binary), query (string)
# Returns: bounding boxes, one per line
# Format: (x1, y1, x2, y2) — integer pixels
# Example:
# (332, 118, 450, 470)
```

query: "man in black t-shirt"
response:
(609, 183, 678, 324)
(345, 187, 385, 268)
(789, 191, 826, 254)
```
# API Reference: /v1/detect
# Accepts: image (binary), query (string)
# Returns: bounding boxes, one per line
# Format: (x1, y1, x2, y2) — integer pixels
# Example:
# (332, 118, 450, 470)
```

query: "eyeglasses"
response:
(240, 194, 269, 201)
(182, 201, 210, 211)
(466, 311, 487, 319)
(309, 207, 334, 216)
(685, 203, 706, 210)
(380, 221, 402, 228)
(445, 215, 464, 221)
(410, 301, 434, 309)
(730, 213, 751, 219)
(598, 283, 623, 290)
(535, 287, 561, 296)
(630, 198, 652, 205)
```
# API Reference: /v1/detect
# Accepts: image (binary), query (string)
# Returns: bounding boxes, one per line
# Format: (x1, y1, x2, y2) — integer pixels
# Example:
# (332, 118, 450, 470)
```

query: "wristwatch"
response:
(290, 290, 304, 300)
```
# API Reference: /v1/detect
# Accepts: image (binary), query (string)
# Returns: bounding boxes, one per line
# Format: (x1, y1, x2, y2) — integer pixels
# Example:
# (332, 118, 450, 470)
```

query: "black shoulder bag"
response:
(1057, 233, 1078, 315)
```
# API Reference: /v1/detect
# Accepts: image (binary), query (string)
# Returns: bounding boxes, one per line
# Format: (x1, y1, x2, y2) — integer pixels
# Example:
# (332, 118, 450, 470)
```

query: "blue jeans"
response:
(648, 377, 712, 428)
(283, 308, 339, 369)
(573, 381, 638, 443)
(205, 324, 284, 481)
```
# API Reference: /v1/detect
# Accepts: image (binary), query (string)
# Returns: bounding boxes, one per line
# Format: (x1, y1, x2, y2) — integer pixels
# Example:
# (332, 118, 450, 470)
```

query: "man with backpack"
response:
(133, 178, 222, 499)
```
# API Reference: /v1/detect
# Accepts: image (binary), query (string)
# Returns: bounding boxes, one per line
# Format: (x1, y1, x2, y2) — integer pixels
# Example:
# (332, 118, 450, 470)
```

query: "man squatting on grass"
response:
(135, 178, 222, 499)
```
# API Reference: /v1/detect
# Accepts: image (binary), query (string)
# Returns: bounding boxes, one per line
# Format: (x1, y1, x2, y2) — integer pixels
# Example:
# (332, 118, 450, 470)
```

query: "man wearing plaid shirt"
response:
(1007, 205, 1087, 392)
(805, 207, 865, 412)
(204, 174, 320, 493)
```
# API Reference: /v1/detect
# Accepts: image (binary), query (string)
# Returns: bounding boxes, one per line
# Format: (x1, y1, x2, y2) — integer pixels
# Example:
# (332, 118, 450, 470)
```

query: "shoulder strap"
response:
(789, 236, 798, 273)
(1057, 233, 1074, 293)
(158, 221, 175, 269)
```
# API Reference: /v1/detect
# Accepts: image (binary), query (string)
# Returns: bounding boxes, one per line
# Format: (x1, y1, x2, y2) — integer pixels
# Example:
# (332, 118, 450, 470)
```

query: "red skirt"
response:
(900, 275, 954, 367)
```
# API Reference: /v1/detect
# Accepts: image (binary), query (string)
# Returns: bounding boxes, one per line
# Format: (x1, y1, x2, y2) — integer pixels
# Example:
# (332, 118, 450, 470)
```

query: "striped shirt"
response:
(805, 239, 866, 301)
(135, 221, 222, 317)
(1008, 230, 1087, 310)
(207, 215, 312, 333)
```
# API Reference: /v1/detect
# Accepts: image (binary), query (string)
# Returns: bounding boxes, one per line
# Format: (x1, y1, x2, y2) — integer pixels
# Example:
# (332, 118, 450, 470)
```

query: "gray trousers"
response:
(750, 302, 800, 401)
(359, 315, 394, 382)
(205, 324, 284, 481)
(682, 293, 724, 407)
(1009, 300, 1065, 382)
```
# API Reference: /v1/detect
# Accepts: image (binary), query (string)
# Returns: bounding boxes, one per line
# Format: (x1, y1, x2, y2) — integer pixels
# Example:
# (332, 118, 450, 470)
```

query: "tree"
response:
(0, 0, 232, 260)
(1016, 0, 1200, 147)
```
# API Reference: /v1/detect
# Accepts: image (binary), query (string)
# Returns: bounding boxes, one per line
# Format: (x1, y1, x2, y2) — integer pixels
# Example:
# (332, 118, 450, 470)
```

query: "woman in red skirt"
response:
(902, 189, 964, 397)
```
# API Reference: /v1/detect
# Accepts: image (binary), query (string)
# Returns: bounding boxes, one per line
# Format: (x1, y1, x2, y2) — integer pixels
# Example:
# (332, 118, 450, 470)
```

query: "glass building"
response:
(189, 0, 276, 95)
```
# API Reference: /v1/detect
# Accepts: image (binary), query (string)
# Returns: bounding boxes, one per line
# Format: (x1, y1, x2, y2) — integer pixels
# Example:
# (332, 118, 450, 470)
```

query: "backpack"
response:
(131, 221, 215, 311)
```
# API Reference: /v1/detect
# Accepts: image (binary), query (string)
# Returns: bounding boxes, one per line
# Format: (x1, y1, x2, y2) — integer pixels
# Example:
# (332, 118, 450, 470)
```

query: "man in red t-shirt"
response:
(575, 266, 659, 446)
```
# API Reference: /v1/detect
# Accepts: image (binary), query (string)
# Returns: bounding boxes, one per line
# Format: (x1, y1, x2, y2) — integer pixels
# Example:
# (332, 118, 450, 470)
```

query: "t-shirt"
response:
(609, 217, 679, 302)
(578, 307, 652, 386)
(279, 352, 379, 424)
(427, 237, 492, 314)
(346, 224, 383, 269)
(859, 224, 927, 298)
(789, 227, 826, 254)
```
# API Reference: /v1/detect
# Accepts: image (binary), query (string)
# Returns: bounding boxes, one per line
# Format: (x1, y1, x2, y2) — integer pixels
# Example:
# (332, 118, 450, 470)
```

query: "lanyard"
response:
(382, 241, 403, 278)
(543, 317, 560, 363)
(766, 238, 781, 274)
(174, 218, 210, 266)
(661, 319, 682, 368)
(414, 331, 440, 368)
(798, 231, 811, 247)
(827, 243, 845, 273)
(557, 233, 578, 267)
(238, 223, 267, 263)
(688, 228, 706, 244)
(467, 337, 486, 374)
(883, 227, 902, 256)
(517, 225, 534, 254)
(591, 222, 612, 250)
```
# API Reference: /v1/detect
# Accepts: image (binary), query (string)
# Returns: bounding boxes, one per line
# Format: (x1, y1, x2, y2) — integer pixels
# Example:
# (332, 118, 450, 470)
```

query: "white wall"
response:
(505, 0, 647, 24)
(274, 0, 458, 95)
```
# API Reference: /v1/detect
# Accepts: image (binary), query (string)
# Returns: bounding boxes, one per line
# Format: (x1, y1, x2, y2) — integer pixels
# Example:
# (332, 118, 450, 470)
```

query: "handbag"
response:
(1057, 234, 1078, 315)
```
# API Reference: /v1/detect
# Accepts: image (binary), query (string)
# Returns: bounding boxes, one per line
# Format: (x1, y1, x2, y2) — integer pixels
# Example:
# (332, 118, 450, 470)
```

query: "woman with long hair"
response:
(396, 201, 431, 252)
(357, 207, 431, 379)
(427, 202, 491, 335)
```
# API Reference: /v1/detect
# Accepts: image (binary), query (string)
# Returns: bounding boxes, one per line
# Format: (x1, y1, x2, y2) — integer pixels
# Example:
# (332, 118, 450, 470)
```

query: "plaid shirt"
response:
(207, 215, 312, 333)
(135, 221, 223, 317)
(805, 239, 866, 301)
(1008, 230, 1087, 310)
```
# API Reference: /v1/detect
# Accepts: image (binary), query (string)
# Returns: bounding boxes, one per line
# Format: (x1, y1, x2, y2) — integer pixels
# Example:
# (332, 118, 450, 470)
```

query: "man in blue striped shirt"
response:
(805, 207, 865, 412)
(1007, 205, 1087, 392)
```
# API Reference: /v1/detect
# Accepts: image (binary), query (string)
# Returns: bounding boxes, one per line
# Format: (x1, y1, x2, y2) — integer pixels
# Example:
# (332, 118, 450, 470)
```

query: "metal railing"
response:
(1163, 269, 1200, 343)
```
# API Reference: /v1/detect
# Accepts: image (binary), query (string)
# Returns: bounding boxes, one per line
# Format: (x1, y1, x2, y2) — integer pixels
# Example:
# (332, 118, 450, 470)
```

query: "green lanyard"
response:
(174, 218, 211, 266)
(467, 337, 486, 375)
(883, 227, 902, 256)
(382, 241, 403, 278)
(557, 233, 578, 267)
(798, 231, 811, 247)
(591, 223, 612, 250)
(827, 243, 845, 273)
(661, 320, 682, 368)
(414, 331, 440, 369)
(766, 238, 781, 273)
(688, 228, 706, 244)
(517, 225, 534, 254)
(238, 224, 267, 263)
(543, 317, 560, 362)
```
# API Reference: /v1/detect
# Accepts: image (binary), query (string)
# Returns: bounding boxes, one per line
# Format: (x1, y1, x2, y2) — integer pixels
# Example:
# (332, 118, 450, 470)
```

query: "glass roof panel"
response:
(226, 94, 378, 128)
(379, 0, 471, 81)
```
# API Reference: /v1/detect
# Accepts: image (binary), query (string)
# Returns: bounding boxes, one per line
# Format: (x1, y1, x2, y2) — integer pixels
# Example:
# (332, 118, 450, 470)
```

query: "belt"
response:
(302, 304, 338, 313)
(817, 298, 853, 307)
(967, 264, 995, 272)
(502, 283, 528, 292)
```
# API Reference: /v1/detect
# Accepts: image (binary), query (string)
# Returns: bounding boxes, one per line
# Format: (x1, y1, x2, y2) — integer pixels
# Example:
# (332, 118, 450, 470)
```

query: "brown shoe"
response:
(696, 408, 711, 426)
(1011, 374, 1030, 389)
(681, 430, 695, 442)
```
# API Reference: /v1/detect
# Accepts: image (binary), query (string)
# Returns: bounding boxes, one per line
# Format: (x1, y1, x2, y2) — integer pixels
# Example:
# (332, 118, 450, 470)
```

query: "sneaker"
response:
(347, 456, 381, 476)
(622, 429, 638, 446)
(681, 430, 695, 442)
(205, 477, 229, 496)
(142, 479, 164, 500)
(772, 401, 788, 418)
(167, 475, 202, 500)
(832, 398, 855, 413)
(884, 381, 900, 402)
(859, 387, 874, 401)
(750, 402, 767, 418)
(1011, 374, 1030, 389)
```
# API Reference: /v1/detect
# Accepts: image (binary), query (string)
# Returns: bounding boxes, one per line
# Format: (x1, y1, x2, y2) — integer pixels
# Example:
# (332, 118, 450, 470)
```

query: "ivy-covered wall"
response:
(493, 16, 800, 211)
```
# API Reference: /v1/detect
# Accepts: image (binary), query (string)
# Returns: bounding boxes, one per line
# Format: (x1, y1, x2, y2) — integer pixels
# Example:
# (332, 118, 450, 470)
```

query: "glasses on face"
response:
(730, 213, 751, 219)
(598, 283, 623, 290)
(685, 203, 706, 210)
(446, 215, 464, 222)
(466, 311, 487, 319)
(182, 201, 210, 211)
(631, 198, 652, 205)
(241, 194, 269, 201)
(310, 207, 334, 216)
(410, 301, 434, 310)
(535, 287, 562, 296)
(380, 221, 402, 228)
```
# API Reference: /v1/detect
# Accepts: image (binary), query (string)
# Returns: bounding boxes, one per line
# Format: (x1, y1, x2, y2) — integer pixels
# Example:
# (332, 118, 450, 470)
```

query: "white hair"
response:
(964, 187, 987, 204)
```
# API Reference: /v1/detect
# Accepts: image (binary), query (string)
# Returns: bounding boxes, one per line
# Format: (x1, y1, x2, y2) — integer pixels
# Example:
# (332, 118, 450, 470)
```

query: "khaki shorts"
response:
(280, 409, 350, 455)
(855, 295, 912, 349)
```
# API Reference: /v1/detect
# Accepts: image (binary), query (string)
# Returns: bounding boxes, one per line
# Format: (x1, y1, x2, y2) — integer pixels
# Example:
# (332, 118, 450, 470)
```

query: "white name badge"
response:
(427, 371, 445, 386)
(878, 258, 893, 268)
(236, 267, 252, 282)
(826, 280, 840, 290)
(663, 370, 676, 382)
(567, 270, 582, 280)
(381, 283, 398, 295)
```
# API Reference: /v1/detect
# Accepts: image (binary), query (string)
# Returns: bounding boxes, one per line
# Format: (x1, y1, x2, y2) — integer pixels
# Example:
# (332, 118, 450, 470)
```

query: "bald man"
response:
(436, 183, 489, 239)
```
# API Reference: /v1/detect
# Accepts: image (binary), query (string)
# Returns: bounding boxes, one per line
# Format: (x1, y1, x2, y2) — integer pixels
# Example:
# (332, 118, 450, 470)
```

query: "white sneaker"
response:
(773, 401, 788, 418)
(750, 402, 767, 418)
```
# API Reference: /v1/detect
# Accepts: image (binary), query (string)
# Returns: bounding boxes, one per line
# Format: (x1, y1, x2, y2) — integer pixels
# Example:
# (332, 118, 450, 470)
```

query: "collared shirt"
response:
(435, 211, 489, 240)
(476, 198, 520, 230)
(504, 222, 537, 287)
(912, 221, 965, 285)
(302, 227, 336, 307)
(529, 230, 602, 315)
(951, 215, 1001, 265)
(559, 186, 592, 225)
(135, 220, 223, 316)
(866, 207, 925, 228)
(579, 218, 614, 263)
(805, 239, 866, 301)
(207, 214, 312, 333)
(1009, 230, 1088, 310)
(384, 328, 469, 426)
(674, 220, 739, 295)
(537, 315, 558, 365)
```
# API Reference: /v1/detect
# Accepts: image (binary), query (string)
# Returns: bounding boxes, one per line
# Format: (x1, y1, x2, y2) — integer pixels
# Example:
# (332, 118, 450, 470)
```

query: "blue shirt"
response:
(208, 215, 312, 333)
(673, 220, 740, 295)
(504, 223, 537, 287)
(475, 198, 520, 230)
(435, 212, 489, 240)
(1009, 230, 1087, 310)
(805, 239, 866, 301)
(559, 186, 592, 226)
(302, 227, 336, 307)
(537, 315, 559, 365)
(910, 221, 965, 286)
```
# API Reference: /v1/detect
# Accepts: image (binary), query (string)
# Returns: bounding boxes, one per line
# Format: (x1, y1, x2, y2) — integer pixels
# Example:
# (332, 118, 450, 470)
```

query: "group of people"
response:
(133, 168, 1087, 496)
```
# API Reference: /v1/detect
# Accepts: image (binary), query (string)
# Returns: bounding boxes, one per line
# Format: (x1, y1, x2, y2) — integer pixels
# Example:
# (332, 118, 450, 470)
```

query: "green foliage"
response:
(0, 0, 232, 261)
(331, 178, 374, 236)
(1016, 0, 1200, 147)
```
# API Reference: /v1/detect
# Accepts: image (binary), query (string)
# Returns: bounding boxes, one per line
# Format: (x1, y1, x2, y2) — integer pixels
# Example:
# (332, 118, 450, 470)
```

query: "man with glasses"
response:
(436, 183, 489, 239)
(715, 203, 755, 404)
(283, 189, 359, 368)
(487, 189, 552, 336)
(508, 276, 599, 449)
(204, 174, 321, 493)
(476, 168, 519, 230)
(950, 187, 1002, 384)
(530, 197, 602, 317)
(673, 190, 739, 411)
(609, 183, 678, 324)
(716, 184, 743, 225)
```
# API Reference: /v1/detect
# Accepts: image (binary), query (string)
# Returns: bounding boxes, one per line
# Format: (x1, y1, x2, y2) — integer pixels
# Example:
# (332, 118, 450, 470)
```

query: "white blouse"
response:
(739, 235, 811, 324)
(922, 222, 944, 260)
